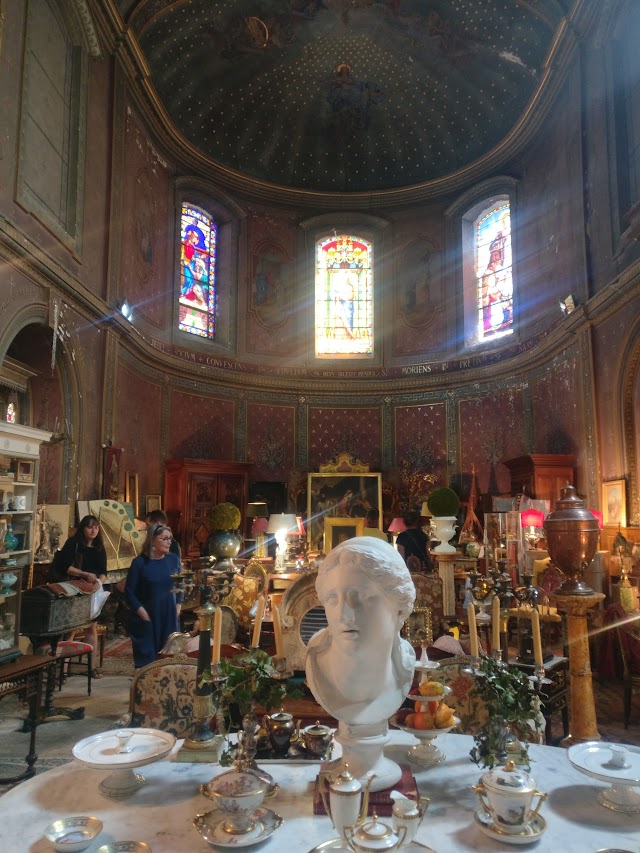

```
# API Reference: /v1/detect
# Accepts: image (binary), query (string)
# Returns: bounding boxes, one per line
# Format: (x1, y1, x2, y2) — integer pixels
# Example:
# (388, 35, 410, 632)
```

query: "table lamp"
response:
(521, 508, 545, 548)
(266, 513, 298, 571)
(388, 517, 407, 549)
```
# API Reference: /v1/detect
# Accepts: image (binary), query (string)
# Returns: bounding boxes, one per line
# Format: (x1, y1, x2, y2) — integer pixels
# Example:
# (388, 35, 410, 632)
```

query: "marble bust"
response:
(305, 537, 416, 788)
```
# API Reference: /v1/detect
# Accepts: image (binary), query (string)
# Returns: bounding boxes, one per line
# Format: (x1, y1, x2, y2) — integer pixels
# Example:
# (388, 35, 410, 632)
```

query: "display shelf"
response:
(0, 550, 30, 559)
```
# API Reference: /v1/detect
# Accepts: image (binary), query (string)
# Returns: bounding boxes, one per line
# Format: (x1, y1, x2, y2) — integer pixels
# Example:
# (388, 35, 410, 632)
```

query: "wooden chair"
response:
(615, 622, 640, 728)
(128, 657, 198, 737)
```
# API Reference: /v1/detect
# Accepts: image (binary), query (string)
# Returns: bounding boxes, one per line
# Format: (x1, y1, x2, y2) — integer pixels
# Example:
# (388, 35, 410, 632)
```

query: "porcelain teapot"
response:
(390, 791, 430, 846)
(299, 720, 333, 756)
(344, 813, 406, 853)
(319, 765, 375, 839)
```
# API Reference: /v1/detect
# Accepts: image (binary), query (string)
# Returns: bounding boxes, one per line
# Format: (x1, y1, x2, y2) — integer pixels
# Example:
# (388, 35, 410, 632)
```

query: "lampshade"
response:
(246, 501, 269, 518)
(521, 508, 545, 529)
(420, 502, 431, 518)
(388, 517, 407, 533)
(266, 513, 298, 535)
(295, 516, 306, 536)
(588, 509, 604, 530)
(251, 517, 269, 535)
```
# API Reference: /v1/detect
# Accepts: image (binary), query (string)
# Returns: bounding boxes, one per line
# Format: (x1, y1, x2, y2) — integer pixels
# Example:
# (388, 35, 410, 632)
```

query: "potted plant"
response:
(470, 655, 543, 769)
(426, 487, 461, 554)
(206, 502, 243, 569)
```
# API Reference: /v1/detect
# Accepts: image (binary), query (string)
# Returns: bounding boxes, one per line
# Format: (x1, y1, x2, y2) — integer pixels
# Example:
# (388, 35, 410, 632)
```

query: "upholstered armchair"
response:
(127, 656, 198, 737)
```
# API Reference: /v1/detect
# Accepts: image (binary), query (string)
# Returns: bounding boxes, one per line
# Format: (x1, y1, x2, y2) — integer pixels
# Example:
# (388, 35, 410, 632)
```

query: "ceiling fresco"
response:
(120, 0, 563, 193)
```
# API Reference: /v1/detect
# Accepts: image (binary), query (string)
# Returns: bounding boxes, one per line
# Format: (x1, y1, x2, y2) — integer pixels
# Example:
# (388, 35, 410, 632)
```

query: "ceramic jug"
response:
(390, 791, 430, 846)
(262, 710, 298, 754)
(344, 813, 406, 853)
(319, 765, 375, 841)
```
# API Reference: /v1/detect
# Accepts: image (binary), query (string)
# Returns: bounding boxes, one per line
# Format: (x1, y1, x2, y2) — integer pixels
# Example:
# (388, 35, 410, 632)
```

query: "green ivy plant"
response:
(199, 649, 303, 766)
(470, 655, 543, 769)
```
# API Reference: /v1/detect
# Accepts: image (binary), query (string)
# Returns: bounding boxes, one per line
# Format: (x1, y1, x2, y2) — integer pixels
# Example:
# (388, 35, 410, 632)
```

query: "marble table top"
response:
(1, 731, 639, 852)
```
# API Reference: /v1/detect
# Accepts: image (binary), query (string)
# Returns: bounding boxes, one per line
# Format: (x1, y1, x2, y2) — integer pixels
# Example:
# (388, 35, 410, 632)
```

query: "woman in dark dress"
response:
(125, 523, 180, 668)
(396, 510, 433, 572)
(49, 514, 108, 676)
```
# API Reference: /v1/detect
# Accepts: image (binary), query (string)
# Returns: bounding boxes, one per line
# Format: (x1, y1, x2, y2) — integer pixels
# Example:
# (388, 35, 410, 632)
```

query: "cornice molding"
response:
(71, 0, 103, 58)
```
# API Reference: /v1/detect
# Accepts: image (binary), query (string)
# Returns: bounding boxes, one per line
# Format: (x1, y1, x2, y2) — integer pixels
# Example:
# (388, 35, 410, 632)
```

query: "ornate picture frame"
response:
(125, 471, 139, 517)
(602, 478, 626, 527)
(307, 471, 382, 548)
(145, 494, 162, 514)
(323, 516, 365, 552)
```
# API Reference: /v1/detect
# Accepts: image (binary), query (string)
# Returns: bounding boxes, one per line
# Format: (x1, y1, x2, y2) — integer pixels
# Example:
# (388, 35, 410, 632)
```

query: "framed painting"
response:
(324, 517, 365, 552)
(602, 479, 626, 527)
(125, 472, 139, 517)
(307, 472, 382, 548)
(145, 494, 162, 514)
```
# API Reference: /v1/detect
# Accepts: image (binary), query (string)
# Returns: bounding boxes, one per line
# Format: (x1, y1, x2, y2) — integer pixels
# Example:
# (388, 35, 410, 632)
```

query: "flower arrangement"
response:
(470, 655, 543, 769)
(210, 502, 242, 531)
(426, 487, 460, 517)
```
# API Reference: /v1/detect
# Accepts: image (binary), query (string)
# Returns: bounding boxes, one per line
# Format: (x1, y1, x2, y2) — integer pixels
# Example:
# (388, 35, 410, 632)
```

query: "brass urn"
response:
(543, 483, 600, 595)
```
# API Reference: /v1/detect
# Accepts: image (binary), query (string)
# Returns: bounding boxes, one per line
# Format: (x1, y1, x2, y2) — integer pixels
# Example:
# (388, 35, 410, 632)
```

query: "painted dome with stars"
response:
(124, 0, 560, 194)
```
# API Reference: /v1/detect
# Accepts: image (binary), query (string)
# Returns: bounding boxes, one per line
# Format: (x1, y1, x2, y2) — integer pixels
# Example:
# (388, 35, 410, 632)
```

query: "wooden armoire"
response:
(164, 459, 251, 558)
(503, 454, 575, 504)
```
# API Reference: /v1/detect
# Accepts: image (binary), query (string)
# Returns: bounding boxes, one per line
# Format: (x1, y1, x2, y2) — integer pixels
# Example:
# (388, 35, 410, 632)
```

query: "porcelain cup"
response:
(114, 730, 134, 754)
(608, 745, 630, 769)
(474, 760, 547, 836)
(204, 768, 267, 833)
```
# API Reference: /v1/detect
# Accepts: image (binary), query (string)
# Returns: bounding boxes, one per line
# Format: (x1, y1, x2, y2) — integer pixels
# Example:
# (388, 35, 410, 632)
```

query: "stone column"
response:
(553, 591, 605, 745)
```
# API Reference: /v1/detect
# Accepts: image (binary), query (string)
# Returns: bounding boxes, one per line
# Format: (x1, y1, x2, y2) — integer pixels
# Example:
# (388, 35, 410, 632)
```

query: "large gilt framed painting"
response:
(307, 472, 382, 548)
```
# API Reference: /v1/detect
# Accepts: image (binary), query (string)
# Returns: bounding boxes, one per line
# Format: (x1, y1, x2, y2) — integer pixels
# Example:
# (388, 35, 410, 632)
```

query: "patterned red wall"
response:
(394, 402, 447, 480)
(169, 390, 235, 461)
(120, 103, 171, 330)
(247, 402, 295, 481)
(531, 352, 582, 462)
(459, 390, 525, 496)
(308, 407, 382, 471)
(114, 361, 163, 503)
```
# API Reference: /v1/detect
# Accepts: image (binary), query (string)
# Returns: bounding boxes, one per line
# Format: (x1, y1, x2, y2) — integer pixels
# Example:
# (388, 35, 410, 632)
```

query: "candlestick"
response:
(467, 601, 479, 659)
(251, 595, 266, 648)
(211, 606, 222, 665)
(492, 595, 501, 652)
(531, 607, 543, 667)
(272, 602, 285, 659)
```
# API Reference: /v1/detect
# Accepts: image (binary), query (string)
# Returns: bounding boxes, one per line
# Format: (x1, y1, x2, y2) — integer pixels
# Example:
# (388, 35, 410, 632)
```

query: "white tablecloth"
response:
(1, 731, 639, 852)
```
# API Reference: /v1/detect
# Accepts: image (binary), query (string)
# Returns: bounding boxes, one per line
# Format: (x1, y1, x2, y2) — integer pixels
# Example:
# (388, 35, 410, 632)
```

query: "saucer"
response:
(194, 806, 283, 848)
(474, 808, 547, 845)
(307, 840, 436, 852)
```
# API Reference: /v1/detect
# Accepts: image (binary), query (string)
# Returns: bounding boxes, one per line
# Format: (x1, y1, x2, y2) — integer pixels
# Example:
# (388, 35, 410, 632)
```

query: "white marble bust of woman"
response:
(305, 536, 416, 727)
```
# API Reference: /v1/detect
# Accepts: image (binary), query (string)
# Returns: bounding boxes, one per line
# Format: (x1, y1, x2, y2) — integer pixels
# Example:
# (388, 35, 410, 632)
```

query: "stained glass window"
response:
(476, 202, 513, 341)
(315, 235, 373, 358)
(179, 204, 217, 338)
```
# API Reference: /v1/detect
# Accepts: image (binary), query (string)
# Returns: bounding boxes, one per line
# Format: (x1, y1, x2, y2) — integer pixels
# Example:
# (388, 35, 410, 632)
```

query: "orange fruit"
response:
(405, 713, 416, 728)
(412, 711, 435, 730)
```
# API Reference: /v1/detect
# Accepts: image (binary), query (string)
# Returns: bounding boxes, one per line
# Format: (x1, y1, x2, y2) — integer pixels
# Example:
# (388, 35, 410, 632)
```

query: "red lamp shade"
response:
(521, 508, 545, 529)
(251, 517, 269, 535)
(589, 509, 604, 530)
(388, 517, 407, 534)
(295, 516, 306, 536)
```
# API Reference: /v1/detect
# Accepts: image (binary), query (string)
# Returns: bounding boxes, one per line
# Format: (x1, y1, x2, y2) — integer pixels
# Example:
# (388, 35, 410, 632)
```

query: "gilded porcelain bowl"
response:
(44, 816, 103, 852)
(201, 768, 267, 833)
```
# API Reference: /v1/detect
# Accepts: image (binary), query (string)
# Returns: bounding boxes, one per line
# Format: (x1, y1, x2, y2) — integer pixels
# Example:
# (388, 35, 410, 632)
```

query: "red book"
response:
(313, 763, 418, 817)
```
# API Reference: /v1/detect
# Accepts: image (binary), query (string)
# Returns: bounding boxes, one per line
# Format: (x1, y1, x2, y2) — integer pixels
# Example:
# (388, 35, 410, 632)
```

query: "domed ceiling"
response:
(123, 0, 563, 194)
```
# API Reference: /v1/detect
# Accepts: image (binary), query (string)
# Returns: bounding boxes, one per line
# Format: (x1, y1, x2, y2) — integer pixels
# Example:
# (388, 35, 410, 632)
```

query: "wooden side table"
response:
(0, 654, 55, 784)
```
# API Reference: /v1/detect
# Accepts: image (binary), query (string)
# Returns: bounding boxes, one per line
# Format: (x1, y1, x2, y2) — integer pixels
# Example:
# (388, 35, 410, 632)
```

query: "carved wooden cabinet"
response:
(504, 454, 575, 503)
(164, 459, 251, 558)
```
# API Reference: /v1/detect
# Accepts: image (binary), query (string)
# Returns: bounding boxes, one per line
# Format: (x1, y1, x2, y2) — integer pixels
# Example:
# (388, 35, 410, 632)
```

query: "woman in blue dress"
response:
(125, 523, 180, 668)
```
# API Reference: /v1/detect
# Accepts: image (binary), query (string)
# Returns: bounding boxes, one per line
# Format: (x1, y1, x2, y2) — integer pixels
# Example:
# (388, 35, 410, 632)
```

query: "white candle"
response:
(272, 602, 285, 659)
(467, 602, 479, 658)
(252, 596, 266, 648)
(492, 595, 501, 652)
(531, 608, 543, 666)
(211, 607, 222, 665)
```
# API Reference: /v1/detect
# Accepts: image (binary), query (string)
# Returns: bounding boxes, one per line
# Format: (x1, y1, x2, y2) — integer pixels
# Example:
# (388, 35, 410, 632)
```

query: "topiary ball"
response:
(426, 487, 460, 517)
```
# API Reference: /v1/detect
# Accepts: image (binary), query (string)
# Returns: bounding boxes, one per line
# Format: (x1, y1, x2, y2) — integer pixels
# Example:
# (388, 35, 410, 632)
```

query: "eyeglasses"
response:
(157, 536, 173, 543)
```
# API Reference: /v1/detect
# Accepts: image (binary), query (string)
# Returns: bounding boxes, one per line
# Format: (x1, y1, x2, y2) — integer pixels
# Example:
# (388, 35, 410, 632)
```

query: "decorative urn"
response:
(205, 502, 243, 571)
(543, 483, 600, 595)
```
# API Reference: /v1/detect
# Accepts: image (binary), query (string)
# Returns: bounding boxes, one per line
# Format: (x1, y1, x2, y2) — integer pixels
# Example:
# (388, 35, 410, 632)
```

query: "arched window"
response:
(178, 203, 217, 339)
(315, 234, 373, 359)
(475, 201, 513, 342)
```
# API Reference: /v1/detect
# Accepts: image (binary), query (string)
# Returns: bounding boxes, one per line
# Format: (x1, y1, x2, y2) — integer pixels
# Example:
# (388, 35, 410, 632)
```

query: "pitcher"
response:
(262, 710, 298, 754)
(319, 764, 375, 841)
(390, 791, 430, 846)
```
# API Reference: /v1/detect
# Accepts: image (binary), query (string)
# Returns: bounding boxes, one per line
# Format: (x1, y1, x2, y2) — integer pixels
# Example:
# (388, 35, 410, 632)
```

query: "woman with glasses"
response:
(125, 523, 180, 667)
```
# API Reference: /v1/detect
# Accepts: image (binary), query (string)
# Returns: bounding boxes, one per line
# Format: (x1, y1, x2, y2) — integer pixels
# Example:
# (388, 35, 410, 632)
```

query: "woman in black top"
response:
(49, 515, 107, 676)
(396, 510, 433, 572)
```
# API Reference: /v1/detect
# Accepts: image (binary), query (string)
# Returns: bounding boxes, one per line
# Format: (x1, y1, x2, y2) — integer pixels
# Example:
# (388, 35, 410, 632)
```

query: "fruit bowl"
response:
(390, 713, 460, 767)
